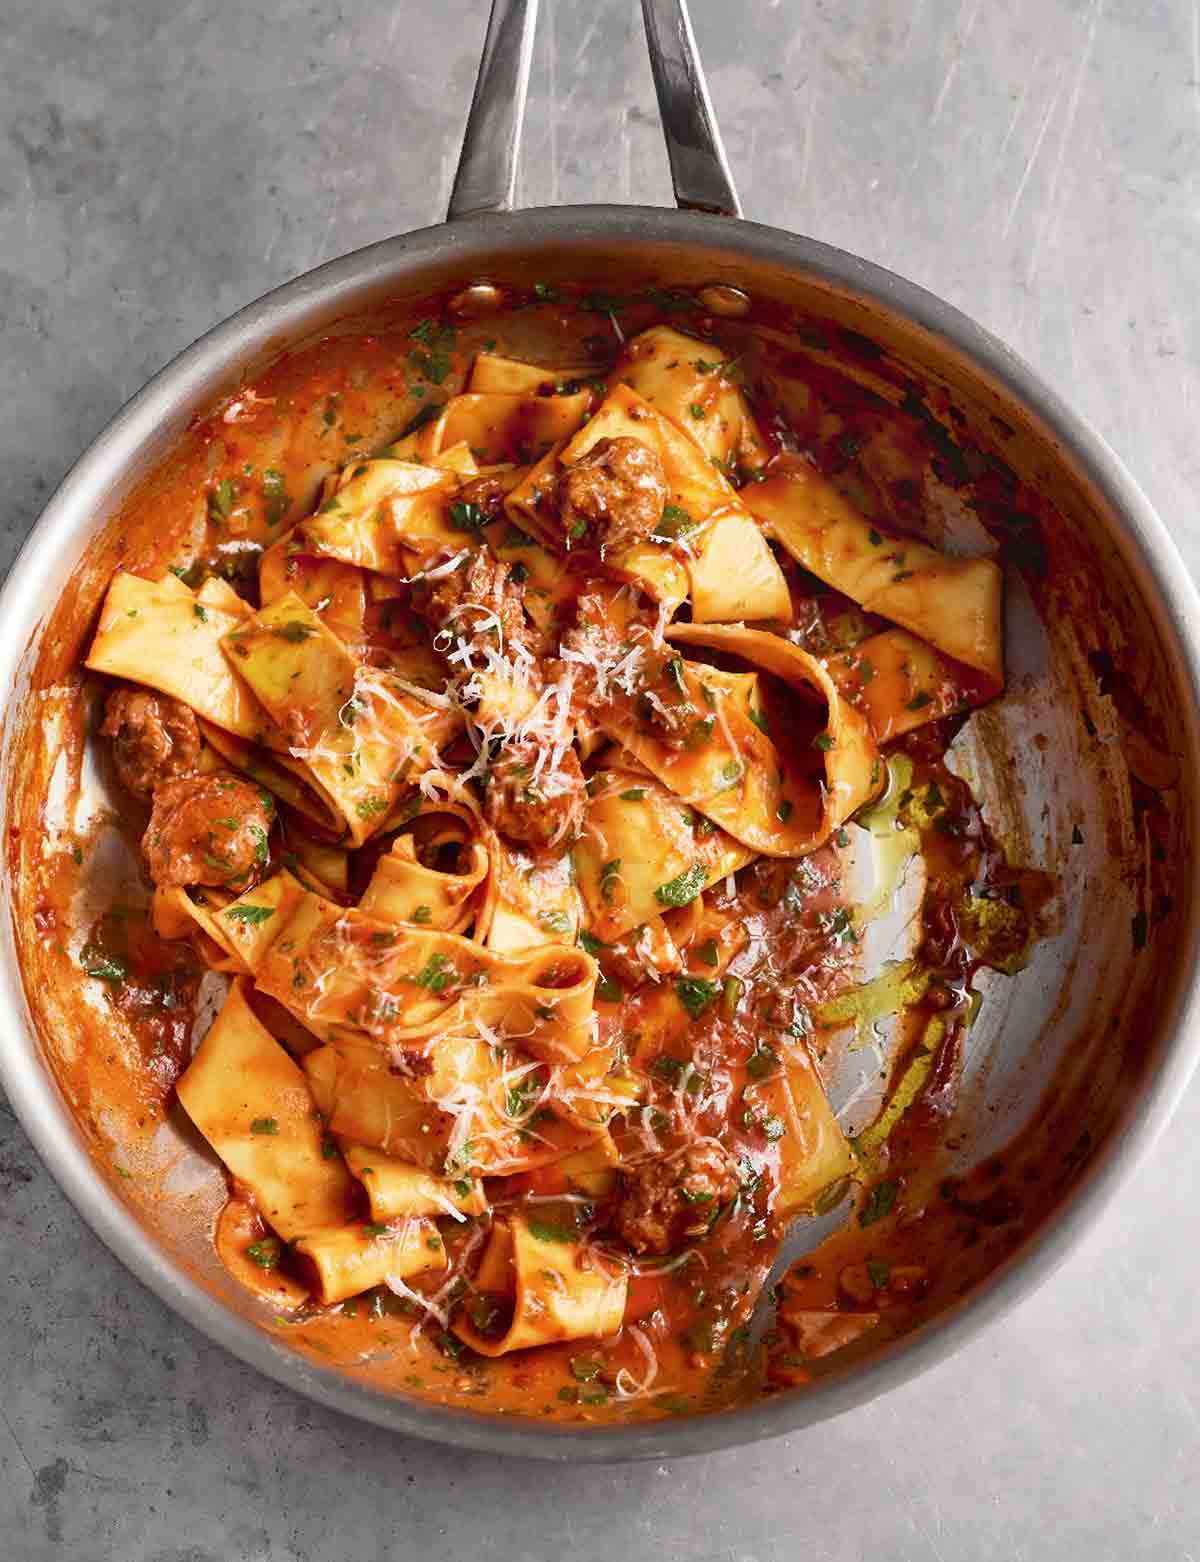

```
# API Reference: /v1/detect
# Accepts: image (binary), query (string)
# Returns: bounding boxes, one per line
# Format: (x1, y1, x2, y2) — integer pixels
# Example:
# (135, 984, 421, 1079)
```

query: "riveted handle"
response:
(446, 0, 539, 221)
(640, 0, 742, 217)
(445, 0, 741, 221)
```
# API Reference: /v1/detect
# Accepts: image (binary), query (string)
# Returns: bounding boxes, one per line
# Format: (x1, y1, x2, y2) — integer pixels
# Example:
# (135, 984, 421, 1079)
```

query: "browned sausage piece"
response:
(612, 1141, 739, 1255)
(483, 739, 586, 852)
(558, 437, 669, 554)
(100, 685, 202, 798)
(411, 546, 536, 658)
(142, 771, 274, 889)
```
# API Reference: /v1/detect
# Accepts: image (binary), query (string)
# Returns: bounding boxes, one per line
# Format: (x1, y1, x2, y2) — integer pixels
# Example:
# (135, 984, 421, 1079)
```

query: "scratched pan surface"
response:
(2, 4, 1200, 1461)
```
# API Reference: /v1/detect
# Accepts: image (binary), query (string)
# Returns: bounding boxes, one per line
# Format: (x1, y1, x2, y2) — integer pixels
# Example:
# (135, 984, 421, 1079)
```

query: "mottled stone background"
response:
(3, 2, 1199, 1557)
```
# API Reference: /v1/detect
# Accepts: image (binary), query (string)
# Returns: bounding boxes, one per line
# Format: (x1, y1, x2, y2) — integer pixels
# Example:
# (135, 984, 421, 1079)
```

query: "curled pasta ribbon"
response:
(152, 869, 312, 976)
(744, 456, 1004, 687)
(340, 1146, 490, 1222)
(220, 593, 462, 846)
(86, 571, 263, 740)
(594, 623, 881, 859)
(483, 831, 582, 954)
(611, 325, 770, 472)
(386, 390, 592, 467)
(452, 1214, 627, 1357)
(293, 1219, 446, 1307)
(248, 884, 599, 1062)
(360, 832, 489, 936)
(822, 627, 997, 743)
(573, 766, 753, 942)
(468, 351, 593, 396)
(303, 1039, 601, 1175)
(558, 384, 790, 625)
(294, 459, 458, 572)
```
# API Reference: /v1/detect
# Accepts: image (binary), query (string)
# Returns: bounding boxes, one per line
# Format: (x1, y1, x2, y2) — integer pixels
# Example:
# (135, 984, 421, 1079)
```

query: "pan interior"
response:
(3, 223, 1195, 1451)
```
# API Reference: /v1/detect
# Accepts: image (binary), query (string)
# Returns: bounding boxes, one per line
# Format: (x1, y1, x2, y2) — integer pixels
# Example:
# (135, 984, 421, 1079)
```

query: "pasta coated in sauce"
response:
(68, 295, 1039, 1421)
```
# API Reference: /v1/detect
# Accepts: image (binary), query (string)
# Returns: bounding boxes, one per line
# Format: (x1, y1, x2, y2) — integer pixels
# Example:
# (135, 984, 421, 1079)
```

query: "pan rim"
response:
(3, 204, 1199, 1461)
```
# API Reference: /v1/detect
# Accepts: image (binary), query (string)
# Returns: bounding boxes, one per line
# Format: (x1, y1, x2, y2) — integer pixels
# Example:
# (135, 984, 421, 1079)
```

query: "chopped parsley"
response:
(407, 317, 456, 384)
(448, 500, 485, 533)
(675, 975, 720, 1019)
(79, 946, 127, 984)
(246, 1238, 282, 1270)
(250, 1117, 280, 1136)
(745, 1043, 779, 1079)
(412, 905, 433, 925)
(858, 1179, 898, 1227)
(270, 620, 316, 643)
(526, 1219, 576, 1244)
(414, 953, 457, 993)
(223, 904, 275, 926)
(538, 910, 574, 934)
(599, 859, 622, 903)
(655, 862, 708, 908)
(207, 477, 238, 524)
(262, 467, 289, 526)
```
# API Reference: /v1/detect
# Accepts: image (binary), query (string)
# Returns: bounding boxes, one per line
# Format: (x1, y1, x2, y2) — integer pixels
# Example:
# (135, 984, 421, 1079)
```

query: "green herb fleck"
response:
(675, 975, 720, 1020)
(271, 620, 316, 643)
(80, 946, 127, 984)
(859, 1179, 898, 1227)
(600, 859, 622, 903)
(224, 904, 275, 926)
(655, 862, 708, 908)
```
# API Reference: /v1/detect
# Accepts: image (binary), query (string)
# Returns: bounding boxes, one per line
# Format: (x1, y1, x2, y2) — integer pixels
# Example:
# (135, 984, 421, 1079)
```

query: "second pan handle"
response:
(446, 0, 742, 222)
(639, 0, 742, 217)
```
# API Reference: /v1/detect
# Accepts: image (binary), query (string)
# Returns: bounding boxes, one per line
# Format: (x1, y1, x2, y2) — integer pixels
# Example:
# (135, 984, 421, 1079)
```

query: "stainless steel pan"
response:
(3, 0, 1199, 1461)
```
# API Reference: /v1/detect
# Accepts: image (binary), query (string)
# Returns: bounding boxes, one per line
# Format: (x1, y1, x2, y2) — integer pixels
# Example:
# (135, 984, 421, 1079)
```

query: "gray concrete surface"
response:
(3, 1, 1200, 1557)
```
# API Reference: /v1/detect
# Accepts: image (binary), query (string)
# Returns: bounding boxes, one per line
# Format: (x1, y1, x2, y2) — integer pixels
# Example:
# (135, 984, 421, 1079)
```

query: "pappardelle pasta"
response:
(78, 304, 1032, 1419)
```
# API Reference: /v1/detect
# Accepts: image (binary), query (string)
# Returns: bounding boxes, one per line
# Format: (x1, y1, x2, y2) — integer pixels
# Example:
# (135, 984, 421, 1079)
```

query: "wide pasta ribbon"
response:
(220, 591, 462, 845)
(596, 624, 881, 859)
(240, 880, 598, 1063)
(451, 1214, 627, 1357)
(558, 384, 790, 624)
(610, 324, 770, 472)
(744, 456, 1004, 686)
(175, 980, 446, 1305)
(386, 389, 592, 466)
(822, 626, 998, 743)
(573, 765, 754, 941)
(86, 572, 267, 741)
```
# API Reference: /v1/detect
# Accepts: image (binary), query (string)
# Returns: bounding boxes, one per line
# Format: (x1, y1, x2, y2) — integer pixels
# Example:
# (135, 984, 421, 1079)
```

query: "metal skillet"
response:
(1, 0, 1199, 1461)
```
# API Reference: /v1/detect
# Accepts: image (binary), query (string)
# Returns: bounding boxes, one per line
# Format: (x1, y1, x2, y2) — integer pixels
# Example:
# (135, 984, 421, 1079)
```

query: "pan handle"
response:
(445, 0, 741, 222)
(446, 0, 539, 221)
(639, 0, 742, 218)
